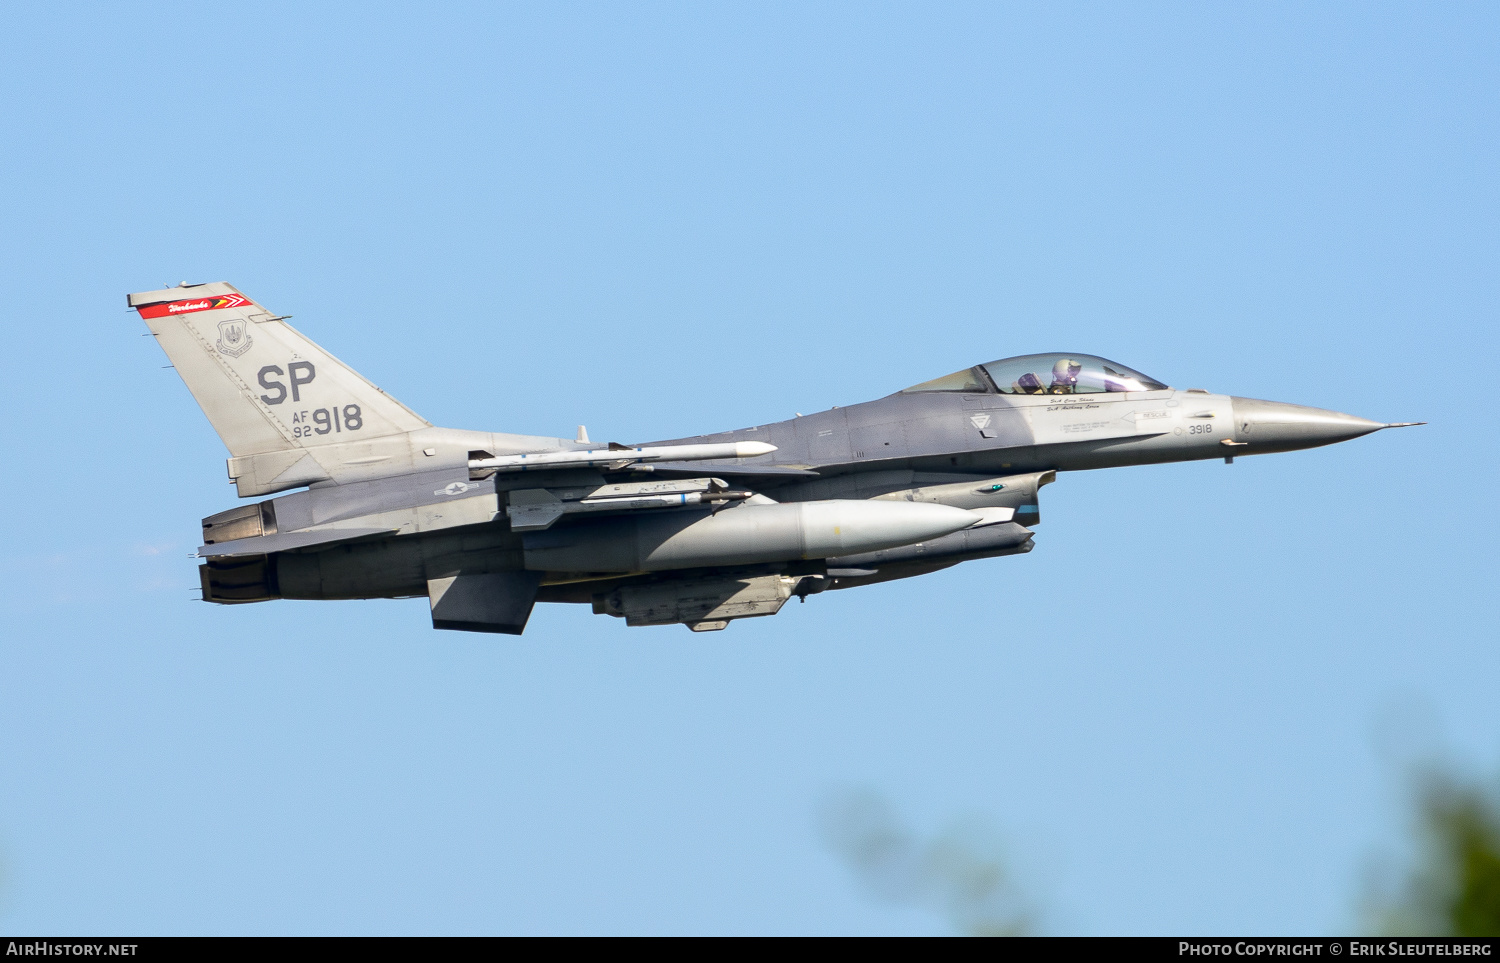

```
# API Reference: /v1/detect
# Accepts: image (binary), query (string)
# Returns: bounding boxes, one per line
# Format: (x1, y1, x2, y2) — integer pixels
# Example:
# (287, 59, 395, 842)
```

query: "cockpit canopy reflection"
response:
(902, 354, 1169, 395)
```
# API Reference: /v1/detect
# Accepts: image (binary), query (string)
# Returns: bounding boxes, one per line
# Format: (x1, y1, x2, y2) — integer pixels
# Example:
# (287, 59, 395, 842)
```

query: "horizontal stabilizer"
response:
(199, 526, 396, 558)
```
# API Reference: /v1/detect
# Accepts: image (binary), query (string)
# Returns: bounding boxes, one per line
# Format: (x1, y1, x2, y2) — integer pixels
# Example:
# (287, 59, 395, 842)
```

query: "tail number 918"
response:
(255, 362, 364, 437)
(291, 405, 363, 438)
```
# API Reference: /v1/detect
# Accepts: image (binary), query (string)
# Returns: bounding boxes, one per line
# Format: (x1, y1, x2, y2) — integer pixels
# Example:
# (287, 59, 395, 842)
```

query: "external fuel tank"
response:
(521, 499, 979, 573)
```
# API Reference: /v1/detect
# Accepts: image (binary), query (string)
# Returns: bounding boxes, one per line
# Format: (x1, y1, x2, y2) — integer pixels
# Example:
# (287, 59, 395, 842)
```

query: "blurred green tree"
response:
(820, 789, 1033, 936)
(1366, 767, 1500, 937)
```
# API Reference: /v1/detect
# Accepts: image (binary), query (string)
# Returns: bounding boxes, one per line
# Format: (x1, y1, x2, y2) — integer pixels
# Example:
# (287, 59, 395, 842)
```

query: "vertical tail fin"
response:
(131, 283, 430, 460)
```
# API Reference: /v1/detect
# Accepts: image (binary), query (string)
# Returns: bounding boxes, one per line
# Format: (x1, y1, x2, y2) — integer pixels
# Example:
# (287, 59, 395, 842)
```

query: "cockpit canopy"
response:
(902, 353, 1169, 395)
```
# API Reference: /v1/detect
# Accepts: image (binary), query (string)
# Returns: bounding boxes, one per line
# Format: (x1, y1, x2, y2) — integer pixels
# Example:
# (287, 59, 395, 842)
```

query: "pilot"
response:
(1050, 358, 1082, 394)
(1012, 371, 1047, 394)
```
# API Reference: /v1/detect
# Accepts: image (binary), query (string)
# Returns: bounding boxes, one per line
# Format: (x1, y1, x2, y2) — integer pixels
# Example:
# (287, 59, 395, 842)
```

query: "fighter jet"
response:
(133, 282, 1420, 634)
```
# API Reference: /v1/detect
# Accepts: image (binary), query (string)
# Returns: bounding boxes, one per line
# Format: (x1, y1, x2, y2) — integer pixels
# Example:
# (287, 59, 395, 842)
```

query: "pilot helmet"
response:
(1051, 358, 1082, 387)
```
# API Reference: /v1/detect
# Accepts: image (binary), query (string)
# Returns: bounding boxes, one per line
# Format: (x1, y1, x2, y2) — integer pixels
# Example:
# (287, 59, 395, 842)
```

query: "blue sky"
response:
(0, 1, 1495, 935)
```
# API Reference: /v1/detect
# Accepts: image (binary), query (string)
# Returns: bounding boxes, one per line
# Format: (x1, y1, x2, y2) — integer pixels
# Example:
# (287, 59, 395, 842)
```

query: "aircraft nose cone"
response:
(1229, 397, 1387, 452)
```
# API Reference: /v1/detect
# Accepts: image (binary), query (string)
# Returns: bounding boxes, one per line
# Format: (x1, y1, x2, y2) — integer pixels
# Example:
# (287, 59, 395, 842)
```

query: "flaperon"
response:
(133, 282, 1421, 634)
